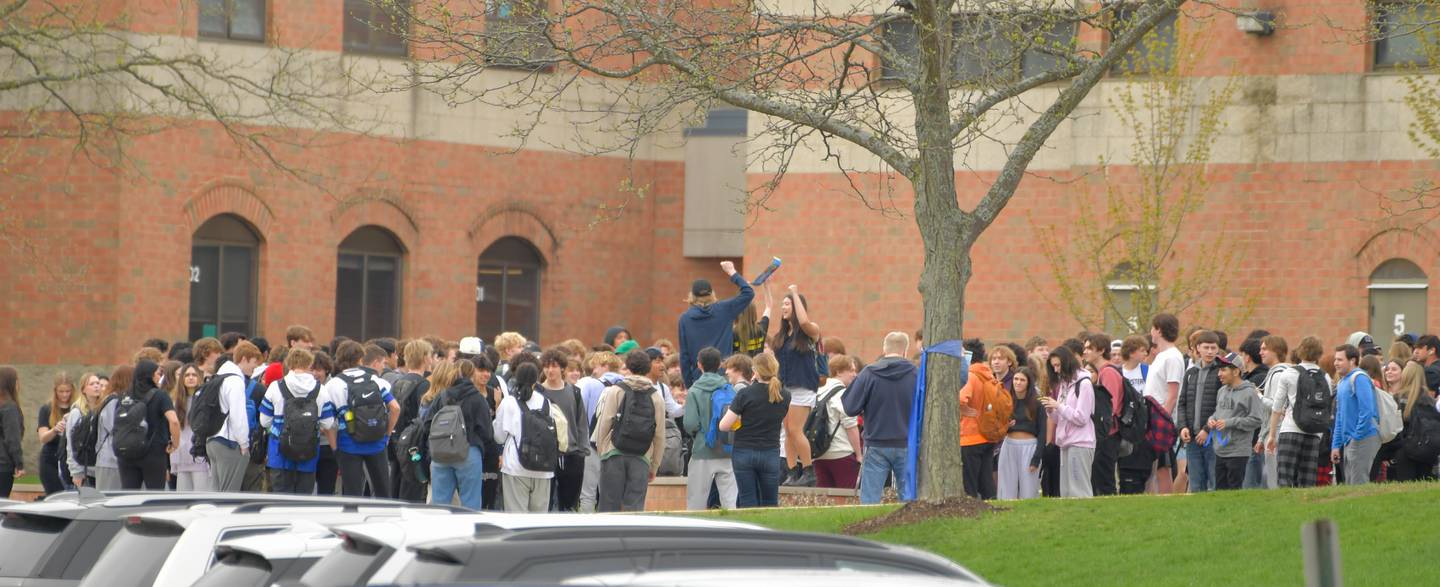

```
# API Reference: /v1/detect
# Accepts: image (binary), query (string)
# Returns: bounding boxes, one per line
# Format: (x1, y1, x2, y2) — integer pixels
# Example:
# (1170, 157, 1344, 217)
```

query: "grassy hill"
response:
(709, 482, 1440, 585)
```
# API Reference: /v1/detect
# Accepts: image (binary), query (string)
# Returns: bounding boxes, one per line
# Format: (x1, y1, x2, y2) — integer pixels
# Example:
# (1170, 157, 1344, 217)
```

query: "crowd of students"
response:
(2, 266, 1438, 509)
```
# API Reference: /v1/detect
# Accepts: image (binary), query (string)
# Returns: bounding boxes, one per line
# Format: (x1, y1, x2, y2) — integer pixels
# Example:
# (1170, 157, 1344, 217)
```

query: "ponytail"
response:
(514, 363, 540, 403)
(752, 353, 783, 404)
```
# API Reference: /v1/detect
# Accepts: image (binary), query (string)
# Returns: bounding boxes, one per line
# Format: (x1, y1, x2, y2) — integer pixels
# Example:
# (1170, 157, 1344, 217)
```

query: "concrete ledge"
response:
(8, 483, 45, 503)
(643, 476, 859, 511)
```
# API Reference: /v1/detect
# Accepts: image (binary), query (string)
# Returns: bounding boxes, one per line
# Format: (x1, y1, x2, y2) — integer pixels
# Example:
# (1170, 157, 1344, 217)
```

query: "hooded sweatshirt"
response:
(259, 371, 335, 472)
(1210, 379, 1263, 459)
(603, 327, 631, 349)
(678, 273, 755, 386)
(1050, 372, 1096, 450)
(682, 372, 731, 460)
(842, 356, 916, 448)
(434, 378, 496, 452)
(959, 362, 999, 447)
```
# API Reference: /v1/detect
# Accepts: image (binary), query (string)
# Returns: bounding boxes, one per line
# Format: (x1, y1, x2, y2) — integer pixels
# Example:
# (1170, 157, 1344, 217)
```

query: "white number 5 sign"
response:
(1394, 314, 1406, 336)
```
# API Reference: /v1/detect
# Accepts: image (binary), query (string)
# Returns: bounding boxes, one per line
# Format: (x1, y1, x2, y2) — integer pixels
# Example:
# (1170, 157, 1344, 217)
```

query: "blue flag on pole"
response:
(903, 339, 969, 502)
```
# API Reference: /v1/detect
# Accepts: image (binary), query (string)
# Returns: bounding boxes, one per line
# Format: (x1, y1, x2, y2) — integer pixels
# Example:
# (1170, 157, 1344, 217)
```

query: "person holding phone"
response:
(1039, 347, 1095, 498)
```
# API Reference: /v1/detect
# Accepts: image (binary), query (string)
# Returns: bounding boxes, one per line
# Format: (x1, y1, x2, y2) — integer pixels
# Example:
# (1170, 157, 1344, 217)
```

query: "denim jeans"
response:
(859, 446, 908, 504)
(1243, 451, 1267, 489)
(1186, 441, 1216, 493)
(732, 447, 782, 508)
(430, 445, 484, 510)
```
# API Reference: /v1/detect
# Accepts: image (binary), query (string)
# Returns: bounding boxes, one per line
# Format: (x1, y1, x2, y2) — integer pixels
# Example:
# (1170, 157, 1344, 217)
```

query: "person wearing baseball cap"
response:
(1346, 332, 1381, 357)
(1209, 353, 1264, 490)
(677, 261, 754, 387)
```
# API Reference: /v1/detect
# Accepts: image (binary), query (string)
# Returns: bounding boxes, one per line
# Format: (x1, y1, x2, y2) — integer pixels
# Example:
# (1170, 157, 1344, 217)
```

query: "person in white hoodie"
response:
(260, 349, 336, 494)
(206, 341, 262, 492)
(493, 362, 555, 512)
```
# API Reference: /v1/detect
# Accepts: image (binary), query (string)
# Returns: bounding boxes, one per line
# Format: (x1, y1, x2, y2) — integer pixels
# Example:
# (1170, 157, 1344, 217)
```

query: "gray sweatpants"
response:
(686, 456, 738, 510)
(1343, 434, 1381, 485)
(1060, 446, 1094, 498)
(997, 437, 1040, 500)
(93, 466, 122, 491)
(578, 451, 601, 513)
(599, 454, 650, 512)
(206, 439, 249, 492)
(502, 474, 552, 513)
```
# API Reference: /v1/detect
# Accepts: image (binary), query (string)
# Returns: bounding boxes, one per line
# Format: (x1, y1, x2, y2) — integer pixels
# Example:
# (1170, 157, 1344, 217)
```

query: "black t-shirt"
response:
(729, 381, 790, 450)
(137, 389, 177, 450)
(37, 404, 66, 454)
(1426, 363, 1440, 396)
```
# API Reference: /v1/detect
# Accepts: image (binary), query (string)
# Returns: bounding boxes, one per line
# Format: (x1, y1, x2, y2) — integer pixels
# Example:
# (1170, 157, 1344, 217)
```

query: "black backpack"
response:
(394, 417, 428, 484)
(517, 394, 559, 471)
(610, 382, 657, 456)
(277, 380, 322, 462)
(1291, 366, 1333, 434)
(189, 372, 236, 445)
(344, 372, 388, 443)
(804, 384, 846, 459)
(1105, 365, 1149, 457)
(1087, 374, 1113, 441)
(390, 374, 423, 436)
(74, 397, 110, 468)
(1403, 402, 1440, 461)
(112, 389, 155, 460)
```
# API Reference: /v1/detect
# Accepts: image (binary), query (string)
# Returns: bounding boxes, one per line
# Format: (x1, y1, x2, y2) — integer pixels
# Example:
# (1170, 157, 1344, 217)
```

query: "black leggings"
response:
(316, 446, 339, 495)
(118, 451, 169, 490)
(0, 466, 14, 499)
(337, 450, 391, 497)
(39, 448, 65, 495)
(552, 453, 585, 511)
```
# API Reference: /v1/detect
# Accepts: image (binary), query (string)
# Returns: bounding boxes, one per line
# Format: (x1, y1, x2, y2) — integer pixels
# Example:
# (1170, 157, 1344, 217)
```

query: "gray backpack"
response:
(427, 392, 469, 465)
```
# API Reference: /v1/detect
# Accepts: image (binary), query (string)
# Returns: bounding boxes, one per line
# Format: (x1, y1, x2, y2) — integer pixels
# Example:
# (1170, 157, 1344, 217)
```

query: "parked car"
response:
(566, 568, 989, 586)
(193, 527, 342, 587)
(392, 526, 981, 584)
(297, 514, 764, 587)
(77, 501, 459, 587)
(0, 491, 409, 587)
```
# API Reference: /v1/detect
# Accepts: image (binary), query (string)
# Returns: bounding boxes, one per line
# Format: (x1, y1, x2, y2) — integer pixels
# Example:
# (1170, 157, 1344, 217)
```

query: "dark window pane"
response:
(300, 537, 386, 586)
(0, 514, 70, 576)
(476, 265, 506, 342)
(192, 550, 271, 587)
(1022, 19, 1076, 77)
(879, 19, 917, 80)
(198, 0, 228, 38)
(343, 0, 373, 52)
(365, 256, 399, 340)
(230, 0, 266, 42)
(221, 246, 253, 326)
(83, 524, 182, 587)
(190, 245, 221, 338)
(1376, 3, 1439, 67)
(336, 253, 365, 341)
(506, 266, 540, 341)
(1111, 6, 1178, 74)
(344, 0, 408, 56)
(477, 237, 543, 342)
(954, 17, 1017, 84)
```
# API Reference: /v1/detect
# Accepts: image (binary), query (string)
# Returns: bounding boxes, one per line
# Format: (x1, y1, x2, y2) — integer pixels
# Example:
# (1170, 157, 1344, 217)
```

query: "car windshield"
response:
(192, 551, 272, 587)
(81, 521, 182, 586)
(393, 550, 462, 584)
(300, 535, 387, 587)
(0, 513, 70, 577)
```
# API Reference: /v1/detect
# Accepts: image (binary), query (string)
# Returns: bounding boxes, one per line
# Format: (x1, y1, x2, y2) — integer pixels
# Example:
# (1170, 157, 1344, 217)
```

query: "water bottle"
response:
(751, 257, 782, 286)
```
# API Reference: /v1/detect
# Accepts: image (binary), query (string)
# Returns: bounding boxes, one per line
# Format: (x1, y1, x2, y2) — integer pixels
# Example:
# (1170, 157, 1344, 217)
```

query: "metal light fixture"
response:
(1236, 11, 1276, 36)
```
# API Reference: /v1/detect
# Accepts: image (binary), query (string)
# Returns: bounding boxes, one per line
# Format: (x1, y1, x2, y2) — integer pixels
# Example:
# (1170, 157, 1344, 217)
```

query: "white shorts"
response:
(787, 387, 816, 408)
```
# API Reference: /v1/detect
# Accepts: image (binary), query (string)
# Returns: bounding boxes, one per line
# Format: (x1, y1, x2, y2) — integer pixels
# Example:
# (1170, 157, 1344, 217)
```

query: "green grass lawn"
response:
(13, 474, 38, 486)
(707, 482, 1440, 586)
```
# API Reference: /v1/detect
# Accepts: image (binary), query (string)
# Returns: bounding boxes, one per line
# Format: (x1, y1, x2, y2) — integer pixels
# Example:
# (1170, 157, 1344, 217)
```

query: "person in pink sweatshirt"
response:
(1039, 346, 1096, 498)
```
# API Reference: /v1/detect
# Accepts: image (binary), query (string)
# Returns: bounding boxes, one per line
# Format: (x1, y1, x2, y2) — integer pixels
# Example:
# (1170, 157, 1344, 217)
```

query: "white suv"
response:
(194, 526, 342, 587)
(76, 502, 457, 587)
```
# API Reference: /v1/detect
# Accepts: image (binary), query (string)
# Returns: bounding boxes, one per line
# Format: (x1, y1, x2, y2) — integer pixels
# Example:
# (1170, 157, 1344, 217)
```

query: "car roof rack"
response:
(229, 501, 467, 514)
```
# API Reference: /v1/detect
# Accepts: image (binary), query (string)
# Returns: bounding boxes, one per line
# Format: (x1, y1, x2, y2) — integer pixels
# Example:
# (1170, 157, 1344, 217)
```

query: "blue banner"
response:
(903, 339, 969, 502)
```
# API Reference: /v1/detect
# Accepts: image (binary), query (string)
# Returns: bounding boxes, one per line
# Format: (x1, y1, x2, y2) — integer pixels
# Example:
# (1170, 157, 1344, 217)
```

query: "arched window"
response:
(1369, 258, 1428, 338)
(190, 214, 260, 340)
(1104, 262, 1157, 336)
(336, 226, 404, 341)
(476, 237, 543, 343)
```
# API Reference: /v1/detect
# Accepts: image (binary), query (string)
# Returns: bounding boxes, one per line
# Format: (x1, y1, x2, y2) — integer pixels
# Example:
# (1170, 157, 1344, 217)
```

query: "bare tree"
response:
(1030, 27, 1255, 337)
(1, 0, 371, 282)
(385, 0, 1188, 499)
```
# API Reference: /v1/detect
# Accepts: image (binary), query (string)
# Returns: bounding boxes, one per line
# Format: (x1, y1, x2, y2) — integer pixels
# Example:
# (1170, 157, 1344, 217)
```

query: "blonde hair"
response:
(423, 360, 460, 405)
(285, 348, 315, 372)
(752, 353, 783, 403)
(686, 291, 717, 307)
(1399, 361, 1428, 420)
(49, 372, 76, 427)
(73, 373, 101, 416)
(493, 332, 526, 355)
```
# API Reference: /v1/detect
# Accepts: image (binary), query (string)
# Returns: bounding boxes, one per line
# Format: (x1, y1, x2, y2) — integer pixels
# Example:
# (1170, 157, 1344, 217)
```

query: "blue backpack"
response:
(705, 383, 738, 453)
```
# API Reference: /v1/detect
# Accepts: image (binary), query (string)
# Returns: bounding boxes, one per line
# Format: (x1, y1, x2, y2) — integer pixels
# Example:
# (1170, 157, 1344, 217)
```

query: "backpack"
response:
(428, 391, 470, 465)
(112, 389, 155, 460)
(1402, 403, 1440, 461)
(1144, 396, 1177, 455)
(1106, 365, 1148, 457)
(516, 395, 559, 471)
(74, 398, 109, 468)
(977, 376, 1014, 443)
(1291, 365, 1334, 434)
(390, 375, 423, 434)
(804, 384, 847, 459)
(188, 372, 237, 442)
(611, 382, 658, 456)
(705, 383, 738, 453)
(657, 419, 683, 476)
(1373, 382, 1403, 444)
(344, 372, 389, 443)
(276, 380, 321, 463)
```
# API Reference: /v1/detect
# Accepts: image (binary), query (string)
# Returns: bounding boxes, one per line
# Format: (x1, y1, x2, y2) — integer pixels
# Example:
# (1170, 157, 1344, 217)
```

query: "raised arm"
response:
(787, 284, 821, 339)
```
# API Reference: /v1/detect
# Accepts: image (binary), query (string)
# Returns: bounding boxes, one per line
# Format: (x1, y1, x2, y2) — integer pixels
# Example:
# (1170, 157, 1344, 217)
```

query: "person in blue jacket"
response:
(1330, 343, 1380, 485)
(678, 260, 754, 387)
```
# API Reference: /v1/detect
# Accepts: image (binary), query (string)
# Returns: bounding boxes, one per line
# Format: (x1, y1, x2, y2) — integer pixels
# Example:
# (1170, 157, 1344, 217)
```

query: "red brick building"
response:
(3, 0, 1438, 467)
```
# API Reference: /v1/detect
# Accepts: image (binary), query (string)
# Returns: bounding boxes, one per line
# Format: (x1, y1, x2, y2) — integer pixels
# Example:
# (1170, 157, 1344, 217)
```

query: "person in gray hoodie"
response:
(682, 347, 739, 510)
(842, 331, 917, 504)
(1209, 353, 1264, 491)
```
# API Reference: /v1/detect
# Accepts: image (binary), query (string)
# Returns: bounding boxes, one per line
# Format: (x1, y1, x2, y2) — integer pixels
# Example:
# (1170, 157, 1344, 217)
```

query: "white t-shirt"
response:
(493, 392, 557, 479)
(1143, 347, 1186, 411)
(1122, 365, 1146, 392)
(815, 379, 860, 461)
